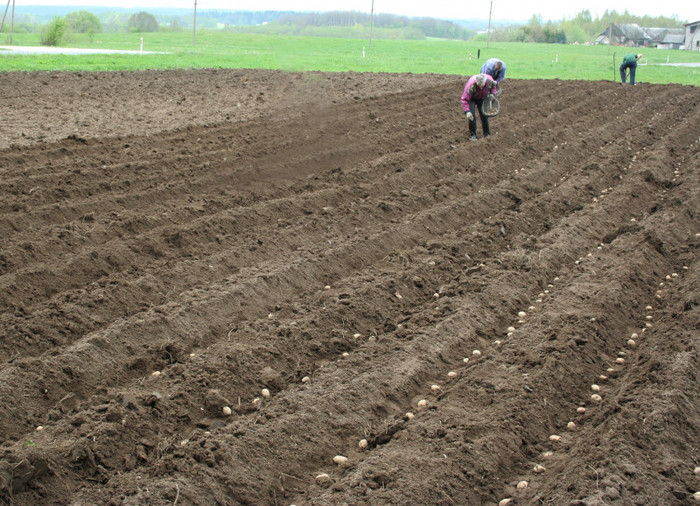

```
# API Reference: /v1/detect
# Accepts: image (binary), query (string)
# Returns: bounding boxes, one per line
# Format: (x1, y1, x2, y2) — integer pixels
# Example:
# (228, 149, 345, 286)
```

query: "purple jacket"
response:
(480, 58, 506, 82)
(461, 74, 498, 112)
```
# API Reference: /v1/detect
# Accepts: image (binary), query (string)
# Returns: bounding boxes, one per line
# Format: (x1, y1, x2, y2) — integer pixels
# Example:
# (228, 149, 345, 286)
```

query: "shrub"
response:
(128, 11, 158, 33)
(40, 16, 66, 46)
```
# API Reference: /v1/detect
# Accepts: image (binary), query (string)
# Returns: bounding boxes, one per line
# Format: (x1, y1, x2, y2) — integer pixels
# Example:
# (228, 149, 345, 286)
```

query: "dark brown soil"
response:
(0, 68, 698, 506)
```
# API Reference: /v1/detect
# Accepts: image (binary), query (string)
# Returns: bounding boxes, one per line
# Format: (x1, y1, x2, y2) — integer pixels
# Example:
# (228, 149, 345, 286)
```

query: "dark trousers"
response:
(468, 100, 490, 137)
(620, 61, 637, 85)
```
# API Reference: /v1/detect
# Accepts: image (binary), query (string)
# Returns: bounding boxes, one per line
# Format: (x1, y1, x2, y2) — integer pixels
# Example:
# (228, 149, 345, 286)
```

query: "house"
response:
(685, 21, 700, 51)
(596, 24, 651, 46)
(647, 27, 686, 49)
(597, 23, 694, 49)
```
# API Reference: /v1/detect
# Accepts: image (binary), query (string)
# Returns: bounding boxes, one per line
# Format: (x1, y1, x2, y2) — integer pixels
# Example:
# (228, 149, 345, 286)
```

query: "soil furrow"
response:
(0, 69, 697, 505)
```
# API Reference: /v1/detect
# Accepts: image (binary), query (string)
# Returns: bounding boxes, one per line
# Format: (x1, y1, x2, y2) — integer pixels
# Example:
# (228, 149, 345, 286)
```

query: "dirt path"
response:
(0, 69, 698, 505)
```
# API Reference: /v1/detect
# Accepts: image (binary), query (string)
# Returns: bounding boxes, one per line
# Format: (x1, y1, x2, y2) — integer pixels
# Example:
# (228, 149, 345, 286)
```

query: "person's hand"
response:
(466, 112, 474, 121)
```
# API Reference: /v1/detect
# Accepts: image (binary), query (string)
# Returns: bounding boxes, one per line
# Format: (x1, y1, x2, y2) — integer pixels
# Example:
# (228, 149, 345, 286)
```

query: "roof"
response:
(599, 23, 651, 42)
(662, 34, 686, 44)
(599, 24, 690, 45)
(645, 27, 686, 44)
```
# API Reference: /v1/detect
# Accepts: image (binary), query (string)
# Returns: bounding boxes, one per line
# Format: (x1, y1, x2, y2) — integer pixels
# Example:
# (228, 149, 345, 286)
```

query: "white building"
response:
(685, 21, 700, 51)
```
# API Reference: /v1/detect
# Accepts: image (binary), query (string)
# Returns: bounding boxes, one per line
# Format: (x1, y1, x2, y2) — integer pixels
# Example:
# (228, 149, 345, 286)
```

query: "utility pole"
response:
(192, 0, 197, 46)
(1, 0, 15, 44)
(368, 0, 375, 49)
(9, 0, 14, 44)
(0, 0, 10, 38)
(486, 1, 492, 49)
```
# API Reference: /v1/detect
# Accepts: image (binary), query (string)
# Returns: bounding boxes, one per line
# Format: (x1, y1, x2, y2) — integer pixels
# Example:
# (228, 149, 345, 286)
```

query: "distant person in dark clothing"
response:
(620, 53, 642, 85)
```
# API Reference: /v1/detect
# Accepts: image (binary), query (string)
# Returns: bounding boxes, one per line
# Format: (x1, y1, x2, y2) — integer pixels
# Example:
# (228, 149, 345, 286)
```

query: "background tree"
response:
(40, 16, 65, 46)
(65, 10, 101, 33)
(99, 12, 131, 33)
(127, 11, 158, 32)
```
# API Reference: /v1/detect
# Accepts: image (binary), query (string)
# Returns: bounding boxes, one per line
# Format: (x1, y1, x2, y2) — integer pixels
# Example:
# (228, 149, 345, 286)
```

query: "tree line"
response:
(33, 11, 165, 45)
(485, 10, 684, 44)
(3, 8, 687, 46)
(266, 11, 475, 40)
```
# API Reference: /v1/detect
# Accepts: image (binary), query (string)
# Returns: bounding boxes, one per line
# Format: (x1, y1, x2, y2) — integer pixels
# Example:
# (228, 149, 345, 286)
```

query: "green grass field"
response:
(1, 31, 699, 85)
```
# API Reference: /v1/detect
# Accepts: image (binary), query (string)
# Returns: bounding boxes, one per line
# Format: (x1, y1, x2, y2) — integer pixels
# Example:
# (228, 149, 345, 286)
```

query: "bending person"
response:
(461, 73, 499, 141)
(480, 58, 506, 84)
(620, 53, 642, 85)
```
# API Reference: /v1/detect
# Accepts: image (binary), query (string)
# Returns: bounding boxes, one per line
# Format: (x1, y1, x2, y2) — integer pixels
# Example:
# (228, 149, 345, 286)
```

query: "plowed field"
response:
(0, 68, 699, 505)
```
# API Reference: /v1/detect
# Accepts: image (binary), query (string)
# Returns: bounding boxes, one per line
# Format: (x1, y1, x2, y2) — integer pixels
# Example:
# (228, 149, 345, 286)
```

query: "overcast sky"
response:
(17, 1, 698, 23)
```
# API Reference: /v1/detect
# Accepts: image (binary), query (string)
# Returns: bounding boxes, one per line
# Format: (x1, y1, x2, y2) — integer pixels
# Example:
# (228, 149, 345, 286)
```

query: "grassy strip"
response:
(1, 31, 699, 85)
